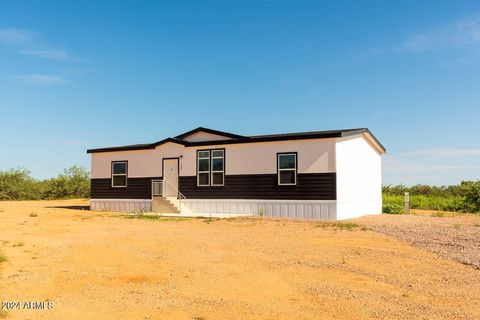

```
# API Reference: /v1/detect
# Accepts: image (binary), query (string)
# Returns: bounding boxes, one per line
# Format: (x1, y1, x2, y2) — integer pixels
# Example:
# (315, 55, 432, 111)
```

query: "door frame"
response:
(162, 157, 180, 197)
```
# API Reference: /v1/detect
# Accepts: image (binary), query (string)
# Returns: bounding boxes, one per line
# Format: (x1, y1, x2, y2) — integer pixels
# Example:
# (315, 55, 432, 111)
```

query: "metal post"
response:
(405, 192, 410, 215)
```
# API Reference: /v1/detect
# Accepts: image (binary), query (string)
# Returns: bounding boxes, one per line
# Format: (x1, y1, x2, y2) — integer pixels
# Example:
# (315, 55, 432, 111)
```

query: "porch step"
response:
(166, 197, 181, 210)
(152, 197, 180, 213)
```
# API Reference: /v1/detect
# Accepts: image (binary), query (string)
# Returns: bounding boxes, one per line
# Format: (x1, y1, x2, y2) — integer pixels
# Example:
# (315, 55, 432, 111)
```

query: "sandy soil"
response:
(0, 200, 479, 320)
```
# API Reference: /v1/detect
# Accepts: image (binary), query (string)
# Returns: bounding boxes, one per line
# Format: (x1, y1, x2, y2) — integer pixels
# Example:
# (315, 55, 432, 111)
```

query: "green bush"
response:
(383, 181, 480, 213)
(0, 166, 90, 200)
(0, 168, 42, 200)
(383, 194, 463, 212)
(459, 181, 480, 213)
(382, 203, 404, 214)
(42, 166, 90, 199)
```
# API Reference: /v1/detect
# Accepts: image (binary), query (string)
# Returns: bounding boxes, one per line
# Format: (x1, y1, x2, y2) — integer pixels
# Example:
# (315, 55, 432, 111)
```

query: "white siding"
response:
(91, 138, 336, 178)
(91, 142, 184, 178)
(171, 138, 335, 175)
(335, 135, 382, 220)
(181, 131, 234, 142)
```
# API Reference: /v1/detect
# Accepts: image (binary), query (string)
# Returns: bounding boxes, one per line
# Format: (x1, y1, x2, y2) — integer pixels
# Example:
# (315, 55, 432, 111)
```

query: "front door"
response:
(163, 158, 179, 197)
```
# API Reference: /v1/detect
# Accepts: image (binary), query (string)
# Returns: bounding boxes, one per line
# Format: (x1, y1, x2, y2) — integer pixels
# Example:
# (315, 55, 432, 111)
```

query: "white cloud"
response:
(18, 49, 69, 60)
(0, 28, 69, 60)
(357, 13, 480, 64)
(12, 74, 67, 85)
(400, 13, 480, 52)
(0, 28, 33, 45)
(398, 148, 480, 158)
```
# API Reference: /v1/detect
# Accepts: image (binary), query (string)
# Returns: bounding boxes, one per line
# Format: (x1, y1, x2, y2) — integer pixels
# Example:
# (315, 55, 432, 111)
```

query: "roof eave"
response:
(86, 138, 186, 154)
(86, 145, 155, 153)
(340, 128, 386, 154)
(86, 128, 386, 154)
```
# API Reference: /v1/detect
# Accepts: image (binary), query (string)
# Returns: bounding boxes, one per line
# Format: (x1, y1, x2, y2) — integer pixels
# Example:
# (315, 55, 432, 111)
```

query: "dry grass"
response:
(0, 251, 7, 263)
(12, 241, 24, 247)
(0, 199, 479, 320)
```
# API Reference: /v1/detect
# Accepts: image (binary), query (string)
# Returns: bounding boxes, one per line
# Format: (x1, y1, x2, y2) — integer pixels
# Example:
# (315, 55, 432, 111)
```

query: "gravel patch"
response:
(356, 212, 480, 269)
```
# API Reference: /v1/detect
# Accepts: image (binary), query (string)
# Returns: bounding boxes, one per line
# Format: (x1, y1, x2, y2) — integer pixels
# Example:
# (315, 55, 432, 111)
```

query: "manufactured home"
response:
(87, 127, 385, 220)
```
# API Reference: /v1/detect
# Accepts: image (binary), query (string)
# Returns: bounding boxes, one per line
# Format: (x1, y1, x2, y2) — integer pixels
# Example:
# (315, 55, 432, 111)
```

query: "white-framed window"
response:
(197, 149, 225, 186)
(277, 153, 297, 185)
(211, 149, 224, 186)
(197, 150, 210, 186)
(111, 161, 127, 187)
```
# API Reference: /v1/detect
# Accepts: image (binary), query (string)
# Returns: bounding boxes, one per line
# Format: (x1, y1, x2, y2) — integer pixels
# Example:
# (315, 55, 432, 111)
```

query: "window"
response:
(111, 161, 127, 187)
(211, 150, 224, 186)
(197, 151, 210, 186)
(278, 153, 296, 185)
(197, 149, 225, 186)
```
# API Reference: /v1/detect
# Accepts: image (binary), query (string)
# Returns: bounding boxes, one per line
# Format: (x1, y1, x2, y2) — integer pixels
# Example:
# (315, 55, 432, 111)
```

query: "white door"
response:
(164, 159, 179, 197)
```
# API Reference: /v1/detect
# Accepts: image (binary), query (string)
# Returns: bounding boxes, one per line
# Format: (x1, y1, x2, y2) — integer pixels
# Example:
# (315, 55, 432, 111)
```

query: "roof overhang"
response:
(86, 138, 186, 154)
(340, 129, 386, 154)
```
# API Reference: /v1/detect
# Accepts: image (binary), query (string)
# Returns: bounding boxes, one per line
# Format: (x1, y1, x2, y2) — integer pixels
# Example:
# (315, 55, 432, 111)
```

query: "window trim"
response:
(197, 150, 211, 187)
(196, 148, 225, 187)
(111, 160, 128, 188)
(277, 152, 297, 186)
(211, 149, 225, 186)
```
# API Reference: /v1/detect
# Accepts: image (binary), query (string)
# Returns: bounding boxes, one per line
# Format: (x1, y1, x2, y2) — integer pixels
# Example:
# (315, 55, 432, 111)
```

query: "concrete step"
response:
(166, 197, 181, 210)
(152, 197, 180, 213)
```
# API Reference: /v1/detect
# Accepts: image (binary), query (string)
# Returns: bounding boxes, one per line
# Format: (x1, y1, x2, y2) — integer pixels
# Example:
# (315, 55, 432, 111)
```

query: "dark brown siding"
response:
(179, 173, 336, 200)
(91, 173, 336, 200)
(91, 177, 161, 199)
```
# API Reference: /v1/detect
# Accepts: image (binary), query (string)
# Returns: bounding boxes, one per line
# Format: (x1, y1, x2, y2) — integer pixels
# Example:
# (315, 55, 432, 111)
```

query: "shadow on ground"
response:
(46, 206, 90, 211)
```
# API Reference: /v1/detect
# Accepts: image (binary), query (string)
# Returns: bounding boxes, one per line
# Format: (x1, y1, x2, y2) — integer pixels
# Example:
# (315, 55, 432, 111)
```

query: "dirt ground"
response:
(0, 200, 479, 320)
(356, 209, 480, 269)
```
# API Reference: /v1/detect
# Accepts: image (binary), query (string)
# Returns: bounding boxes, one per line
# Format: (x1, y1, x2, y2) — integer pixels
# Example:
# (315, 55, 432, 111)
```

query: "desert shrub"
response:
(383, 194, 463, 212)
(382, 194, 404, 206)
(383, 181, 480, 213)
(0, 168, 42, 200)
(409, 195, 463, 212)
(42, 166, 90, 199)
(383, 183, 465, 198)
(0, 166, 90, 201)
(459, 180, 480, 213)
(382, 203, 404, 214)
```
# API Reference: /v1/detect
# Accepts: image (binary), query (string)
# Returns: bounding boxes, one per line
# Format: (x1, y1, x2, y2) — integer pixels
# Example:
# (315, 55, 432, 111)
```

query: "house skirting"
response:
(90, 199, 152, 213)
(180, 199, 337, 220)
(90, 198, 337, 219)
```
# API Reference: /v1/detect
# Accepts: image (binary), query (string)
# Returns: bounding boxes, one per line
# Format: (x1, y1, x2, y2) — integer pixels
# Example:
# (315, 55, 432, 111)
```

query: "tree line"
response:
(0, 166, 90, 200)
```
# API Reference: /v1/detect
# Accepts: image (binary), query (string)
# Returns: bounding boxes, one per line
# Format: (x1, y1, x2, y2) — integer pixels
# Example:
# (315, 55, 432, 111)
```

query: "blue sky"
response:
(0, 0, 479, 185)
